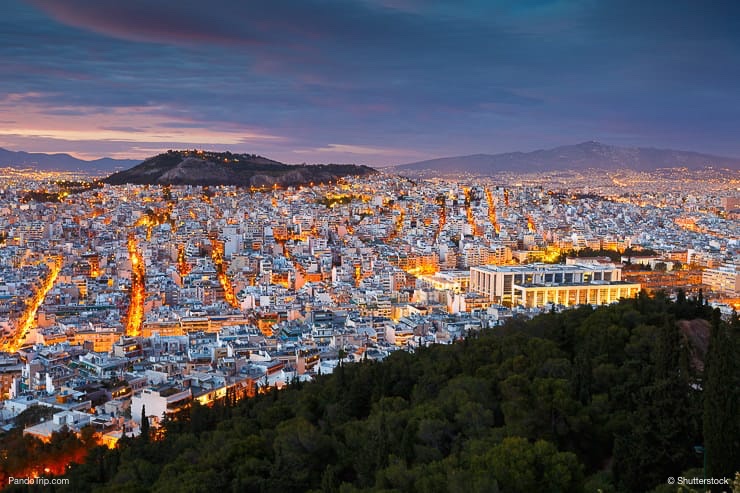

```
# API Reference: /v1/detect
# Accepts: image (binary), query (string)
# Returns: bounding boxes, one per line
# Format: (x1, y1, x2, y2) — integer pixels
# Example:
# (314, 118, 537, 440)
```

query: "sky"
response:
(1, 0, 739, 166)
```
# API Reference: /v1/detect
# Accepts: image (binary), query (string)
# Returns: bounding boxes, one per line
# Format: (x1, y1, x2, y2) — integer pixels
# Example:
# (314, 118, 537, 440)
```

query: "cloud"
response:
(294, 144, 425, 157)
(0, 0, 738, 164)
(99, 126, 148, 133)
(0, 125, 281, 145)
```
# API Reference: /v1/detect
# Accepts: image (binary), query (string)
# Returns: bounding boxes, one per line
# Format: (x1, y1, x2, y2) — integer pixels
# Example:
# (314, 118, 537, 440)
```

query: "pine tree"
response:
(677, 289, 686, 305)
(615, 315, 698, 490)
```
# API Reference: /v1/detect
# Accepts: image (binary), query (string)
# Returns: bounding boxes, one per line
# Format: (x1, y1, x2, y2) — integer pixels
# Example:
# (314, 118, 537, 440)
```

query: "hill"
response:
(103, 150, 377, 187)
(395, 141, 740, 175)
(0, 147, 139, 172)
(4, 295, 736, 493)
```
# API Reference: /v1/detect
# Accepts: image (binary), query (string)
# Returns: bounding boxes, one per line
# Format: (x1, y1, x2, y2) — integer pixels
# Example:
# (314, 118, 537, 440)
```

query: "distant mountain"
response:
(395, 141, 740, 175)
(0, 147, 140, 172)
(103, 150, 377, 187)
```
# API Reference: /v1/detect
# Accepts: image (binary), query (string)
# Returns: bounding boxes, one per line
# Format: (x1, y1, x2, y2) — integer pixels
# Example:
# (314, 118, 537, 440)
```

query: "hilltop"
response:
(395, 141, 740, 175)
(103, 150, 377, 187)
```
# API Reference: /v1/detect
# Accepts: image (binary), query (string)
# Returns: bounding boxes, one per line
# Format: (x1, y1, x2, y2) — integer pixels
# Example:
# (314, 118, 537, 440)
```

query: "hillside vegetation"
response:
(103, 150, 377, 187)
(10, 294, 738, 493)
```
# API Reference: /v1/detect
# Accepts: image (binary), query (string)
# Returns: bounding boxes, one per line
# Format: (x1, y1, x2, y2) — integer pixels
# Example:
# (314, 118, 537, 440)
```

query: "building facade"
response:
(470, 263, 640, 308)
(702, 262, 740, 296)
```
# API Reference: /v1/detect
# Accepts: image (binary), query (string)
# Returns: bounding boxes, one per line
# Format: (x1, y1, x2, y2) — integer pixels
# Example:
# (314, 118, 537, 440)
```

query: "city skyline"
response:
(2, 1, 740, 165)
(1, 1, 739, 488)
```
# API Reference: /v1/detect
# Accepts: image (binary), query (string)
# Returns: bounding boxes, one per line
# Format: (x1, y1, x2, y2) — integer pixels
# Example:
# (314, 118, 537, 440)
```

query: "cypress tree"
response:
(654, 316, 679, 380)
(703, 310, 740, 480)
(140, 404, 150, 442)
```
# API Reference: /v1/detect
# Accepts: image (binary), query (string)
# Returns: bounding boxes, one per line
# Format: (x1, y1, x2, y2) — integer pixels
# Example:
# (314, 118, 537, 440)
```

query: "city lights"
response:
(125, 234, 146, 337)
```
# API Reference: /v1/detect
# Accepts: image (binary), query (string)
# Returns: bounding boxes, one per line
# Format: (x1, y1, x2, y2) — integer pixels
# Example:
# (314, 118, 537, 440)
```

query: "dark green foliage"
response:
(1, 427, 91, 488)
(39, 296, 737, 492)
(12, 405, 56, 429)
(140, 405, 149, 443)
(103, 149, 377, 187)
(703, 309, 740, 481)
(20, 180, 103, 203)
(555, 246, 623, 263)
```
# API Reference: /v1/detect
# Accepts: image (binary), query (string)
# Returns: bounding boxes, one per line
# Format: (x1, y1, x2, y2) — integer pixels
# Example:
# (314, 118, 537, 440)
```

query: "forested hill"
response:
(15, 295, 740, 493)
(102, 150, 377, 187)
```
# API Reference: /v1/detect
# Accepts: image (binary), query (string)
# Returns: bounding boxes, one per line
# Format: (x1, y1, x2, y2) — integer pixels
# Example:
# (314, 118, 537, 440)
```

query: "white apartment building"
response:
(131, 386, 192, 424)
(702, 262, 740, 296)
(470, 263, 640, 308)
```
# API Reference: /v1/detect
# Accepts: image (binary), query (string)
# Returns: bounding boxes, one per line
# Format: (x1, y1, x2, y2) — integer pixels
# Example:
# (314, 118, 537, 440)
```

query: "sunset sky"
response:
(1, 0, 739, 165)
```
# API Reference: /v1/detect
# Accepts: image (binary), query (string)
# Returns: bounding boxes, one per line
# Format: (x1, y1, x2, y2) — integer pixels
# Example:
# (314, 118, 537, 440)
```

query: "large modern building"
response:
(469, 263, 640, 308)
(702, 262, 740, 296)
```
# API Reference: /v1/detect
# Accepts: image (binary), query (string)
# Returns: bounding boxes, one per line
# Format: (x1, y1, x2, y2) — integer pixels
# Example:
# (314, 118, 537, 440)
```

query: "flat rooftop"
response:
(472, 262, 619, 273)
(514, 280, 639, 288)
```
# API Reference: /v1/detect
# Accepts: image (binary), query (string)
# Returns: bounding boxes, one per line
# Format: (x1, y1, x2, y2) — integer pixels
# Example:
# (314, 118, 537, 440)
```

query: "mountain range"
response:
(0, 147, 139, 172)
(395, 141, 740, 174)
(102, 150, 376, 187)
(4, 141, 739, 176)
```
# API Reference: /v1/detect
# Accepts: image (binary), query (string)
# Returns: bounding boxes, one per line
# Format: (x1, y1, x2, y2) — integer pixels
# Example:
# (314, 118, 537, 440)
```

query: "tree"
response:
(24, 295, 724, 493)
(140, 405, 150, 443)
(487, 437, 583, 493)
(614, 315, 700, 491)
(703, 311, 740, 480)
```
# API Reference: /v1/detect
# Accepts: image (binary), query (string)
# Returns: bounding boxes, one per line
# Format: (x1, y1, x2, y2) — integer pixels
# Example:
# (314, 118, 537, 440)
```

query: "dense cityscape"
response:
(2, 0, 740, 491)
(0, 164, 737, 463)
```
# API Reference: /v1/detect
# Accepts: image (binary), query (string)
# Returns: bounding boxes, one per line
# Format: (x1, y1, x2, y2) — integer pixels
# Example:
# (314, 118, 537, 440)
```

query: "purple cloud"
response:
(0, 0, 736, 165)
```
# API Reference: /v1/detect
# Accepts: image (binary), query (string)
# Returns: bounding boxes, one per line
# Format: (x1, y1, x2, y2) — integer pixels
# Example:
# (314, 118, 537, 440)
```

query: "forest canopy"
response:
(6, 293, 738, 493)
